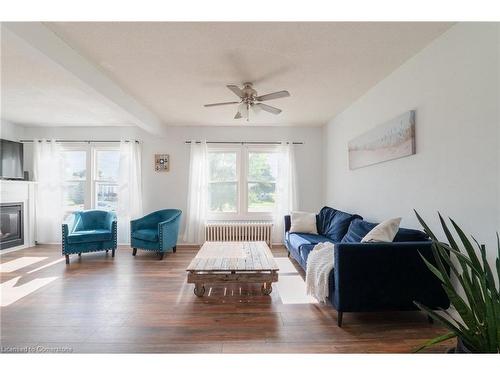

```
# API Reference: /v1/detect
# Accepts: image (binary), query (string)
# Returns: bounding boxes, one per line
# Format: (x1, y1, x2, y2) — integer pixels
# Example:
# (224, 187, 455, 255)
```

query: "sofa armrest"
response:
(158, 215, 181, 250)
(105, 212, 117, 231)
(61, 223, 69, 254)
(332, 241, 449, 312)
(111, 220, 117, 245)
(130, 216, 145, 232)
(284, 215, 291, 233)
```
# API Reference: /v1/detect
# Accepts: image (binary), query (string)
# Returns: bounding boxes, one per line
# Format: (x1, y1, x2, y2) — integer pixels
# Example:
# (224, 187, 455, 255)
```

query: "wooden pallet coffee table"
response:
(186, 241, 279, 297)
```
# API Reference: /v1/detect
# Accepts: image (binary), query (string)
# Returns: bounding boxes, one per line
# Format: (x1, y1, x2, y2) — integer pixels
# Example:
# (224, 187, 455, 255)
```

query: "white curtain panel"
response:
(273, 142, 299, 242)
(117, 140, 143, 243)
(33, 139, 63, 243)
(183, 140, 208, 244)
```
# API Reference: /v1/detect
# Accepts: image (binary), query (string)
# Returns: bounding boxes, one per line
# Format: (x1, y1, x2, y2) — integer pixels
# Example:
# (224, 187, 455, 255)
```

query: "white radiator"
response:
(205, 221, 273, 247)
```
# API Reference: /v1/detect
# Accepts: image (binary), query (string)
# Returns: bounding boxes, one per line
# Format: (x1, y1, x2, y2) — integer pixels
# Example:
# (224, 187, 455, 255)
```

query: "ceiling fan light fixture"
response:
(204, 82, 290, 121)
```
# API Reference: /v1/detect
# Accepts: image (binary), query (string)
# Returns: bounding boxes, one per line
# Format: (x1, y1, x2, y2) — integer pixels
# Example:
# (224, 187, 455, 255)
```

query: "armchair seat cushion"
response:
(132, 229, 159, 242)
(67, 229, 113, 244)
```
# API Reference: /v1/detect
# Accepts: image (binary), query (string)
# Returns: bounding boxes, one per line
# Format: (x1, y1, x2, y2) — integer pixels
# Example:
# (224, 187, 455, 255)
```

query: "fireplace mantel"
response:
(0, 180, 36, 252)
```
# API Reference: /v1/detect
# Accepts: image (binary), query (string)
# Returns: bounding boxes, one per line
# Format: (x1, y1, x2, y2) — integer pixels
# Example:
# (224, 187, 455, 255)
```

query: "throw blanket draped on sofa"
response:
(306, 242, 335, 303)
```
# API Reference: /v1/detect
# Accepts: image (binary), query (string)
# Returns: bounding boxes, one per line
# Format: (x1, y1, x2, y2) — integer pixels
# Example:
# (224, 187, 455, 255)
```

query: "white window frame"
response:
(207, 144, 278, 221)
(60, 143, 92, 213)
(92, 144, 120, 211)
(207, 145, 242, 220)
(60, 142, 119, 214)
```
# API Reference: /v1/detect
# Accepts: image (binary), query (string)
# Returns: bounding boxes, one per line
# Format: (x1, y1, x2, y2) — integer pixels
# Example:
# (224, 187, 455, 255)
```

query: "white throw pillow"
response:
(290, 211, 318, 234)
(361, 217, 402, 243)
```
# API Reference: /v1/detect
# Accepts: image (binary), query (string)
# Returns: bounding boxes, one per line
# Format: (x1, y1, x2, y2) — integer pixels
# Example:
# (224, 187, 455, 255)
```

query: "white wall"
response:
(0, 119, 25, 141)
(323, 23, 499, 269)
(21, 125, 324, 243)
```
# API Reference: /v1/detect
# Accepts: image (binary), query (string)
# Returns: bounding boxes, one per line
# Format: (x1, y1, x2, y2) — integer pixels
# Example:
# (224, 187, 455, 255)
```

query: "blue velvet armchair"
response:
(62, 210, 117, 264)
(130, 209, 182, 260)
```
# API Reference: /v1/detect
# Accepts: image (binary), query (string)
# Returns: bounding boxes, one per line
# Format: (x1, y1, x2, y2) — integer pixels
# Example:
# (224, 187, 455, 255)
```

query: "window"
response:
(208, 151, 238, 213)
(207, 146, 278, 218)
(247, 152, 278, 212)
(94, 149, 119, 211)
(60, 144, 120, 220)
(61, 149, 87, 220)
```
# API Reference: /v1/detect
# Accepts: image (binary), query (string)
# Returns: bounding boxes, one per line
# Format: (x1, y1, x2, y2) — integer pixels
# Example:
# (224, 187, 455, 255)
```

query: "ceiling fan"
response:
(204, 82, 290, 121)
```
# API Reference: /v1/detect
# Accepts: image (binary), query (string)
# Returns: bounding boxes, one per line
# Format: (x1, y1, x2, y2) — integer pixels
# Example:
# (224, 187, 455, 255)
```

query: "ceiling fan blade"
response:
(204, 101, 240, 107)
(256, 90, 290, 102)
(226, 85, 244, 98)
(254, 103, 282, 115)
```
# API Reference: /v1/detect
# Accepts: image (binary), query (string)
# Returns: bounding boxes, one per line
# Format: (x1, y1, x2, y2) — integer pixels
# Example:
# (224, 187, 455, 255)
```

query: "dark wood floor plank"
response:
(0, 244, 453, 353)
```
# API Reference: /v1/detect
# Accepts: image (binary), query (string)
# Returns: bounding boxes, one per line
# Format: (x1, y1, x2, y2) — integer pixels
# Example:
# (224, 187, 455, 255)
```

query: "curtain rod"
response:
(184, 141, 304, 145)
(19, 140, 140, 144)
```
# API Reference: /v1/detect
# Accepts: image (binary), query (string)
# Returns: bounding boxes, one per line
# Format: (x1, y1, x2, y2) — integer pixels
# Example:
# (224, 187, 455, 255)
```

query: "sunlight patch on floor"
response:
(1, 276, 58, 306)
(276, 275, 317, 304)
(274, 257, 317, 305)
(0, 257, 47, 273)
(274, 257, 299, 273)
(27, 258, 65, 274)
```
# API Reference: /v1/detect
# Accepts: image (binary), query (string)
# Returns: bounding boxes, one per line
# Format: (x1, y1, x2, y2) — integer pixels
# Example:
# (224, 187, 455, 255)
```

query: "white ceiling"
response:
(1, 27, 136, 127)
(1, 22, 453, 128)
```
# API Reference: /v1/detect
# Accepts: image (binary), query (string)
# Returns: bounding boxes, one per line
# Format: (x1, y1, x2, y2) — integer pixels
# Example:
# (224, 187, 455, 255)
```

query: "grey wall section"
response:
(21, 125, 324, 243)
(323, 23, 500, 270)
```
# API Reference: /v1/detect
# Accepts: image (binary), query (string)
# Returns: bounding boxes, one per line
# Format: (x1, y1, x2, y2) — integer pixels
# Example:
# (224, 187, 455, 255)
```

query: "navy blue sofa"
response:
(284, 206, 449, 326)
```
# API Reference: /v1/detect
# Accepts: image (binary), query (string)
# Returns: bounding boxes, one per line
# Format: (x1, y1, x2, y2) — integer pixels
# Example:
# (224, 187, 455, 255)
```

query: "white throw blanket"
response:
(306, 242, 335, 303)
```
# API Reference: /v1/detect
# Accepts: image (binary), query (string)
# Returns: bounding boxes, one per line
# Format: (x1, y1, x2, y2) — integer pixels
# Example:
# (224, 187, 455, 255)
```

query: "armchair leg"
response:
(65, 255, 70, 265)
(159, 252, 164, 260)
(132, 248, 137, 256)
(337, 312, 343, 327)
(106, 250, 109, 253)
(78, 253, 81, 257)
(173, 246, 177, 253)
(112, 249, 115, 258)
(287, 251, 290, 258)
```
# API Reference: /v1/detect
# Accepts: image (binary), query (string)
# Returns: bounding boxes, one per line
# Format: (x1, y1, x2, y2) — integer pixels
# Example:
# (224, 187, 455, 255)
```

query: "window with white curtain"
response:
(60, 143, 120, 220)
(61, 148, 87, 220)
(94, 148, 119, 211)
(207, 145, 278, 219)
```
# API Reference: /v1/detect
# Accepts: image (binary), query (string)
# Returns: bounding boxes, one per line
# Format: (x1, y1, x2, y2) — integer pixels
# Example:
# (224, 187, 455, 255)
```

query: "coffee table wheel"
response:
(262, 283, 272, 295)
(194, 285, 205, 297)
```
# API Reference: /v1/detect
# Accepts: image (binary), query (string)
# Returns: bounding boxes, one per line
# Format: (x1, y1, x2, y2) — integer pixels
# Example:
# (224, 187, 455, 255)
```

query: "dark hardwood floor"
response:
(0, 245, 451, 353)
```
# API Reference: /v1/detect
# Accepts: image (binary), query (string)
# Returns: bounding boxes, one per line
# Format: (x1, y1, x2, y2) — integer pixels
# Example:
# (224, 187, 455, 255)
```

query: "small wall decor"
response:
(348, 110, 416, 170)
(155, 154, 170, 172)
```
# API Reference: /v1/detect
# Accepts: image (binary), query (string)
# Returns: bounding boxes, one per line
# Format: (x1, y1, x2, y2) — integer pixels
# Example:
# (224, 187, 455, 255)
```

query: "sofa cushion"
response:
(342, 218, 430, 243)
(74, 210, 110, 231)
(67, 229, 112, 244)
(341, 218, 375, 243)
(290, 211, 318, 234)
(393, 227, 429, 242)
(287, 233, 331, 251)
(299, 243, 317, 264)
(132, 229, 159, 242)
(317, 206, 362, 242)
(361, 217, 402, 243)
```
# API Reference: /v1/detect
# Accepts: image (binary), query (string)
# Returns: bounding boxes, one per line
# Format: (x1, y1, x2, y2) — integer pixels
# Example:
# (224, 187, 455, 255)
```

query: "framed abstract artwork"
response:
(348, 110, 416, 170)
(155, 154, 170, 172)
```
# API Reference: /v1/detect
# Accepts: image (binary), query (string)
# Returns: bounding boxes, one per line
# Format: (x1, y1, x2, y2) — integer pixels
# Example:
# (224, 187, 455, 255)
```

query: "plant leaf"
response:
(449, 218, 483, 272)
(414, 210, 439, 241)
(413, 332, 456, 353)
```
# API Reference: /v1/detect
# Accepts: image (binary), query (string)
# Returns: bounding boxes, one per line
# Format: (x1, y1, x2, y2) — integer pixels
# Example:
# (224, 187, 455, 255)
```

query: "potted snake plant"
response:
(413, 211, 499, 353)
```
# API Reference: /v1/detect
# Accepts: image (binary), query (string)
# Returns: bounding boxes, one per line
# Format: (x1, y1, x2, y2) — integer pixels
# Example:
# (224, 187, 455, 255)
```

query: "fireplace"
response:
(0, 202, 24, 250)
